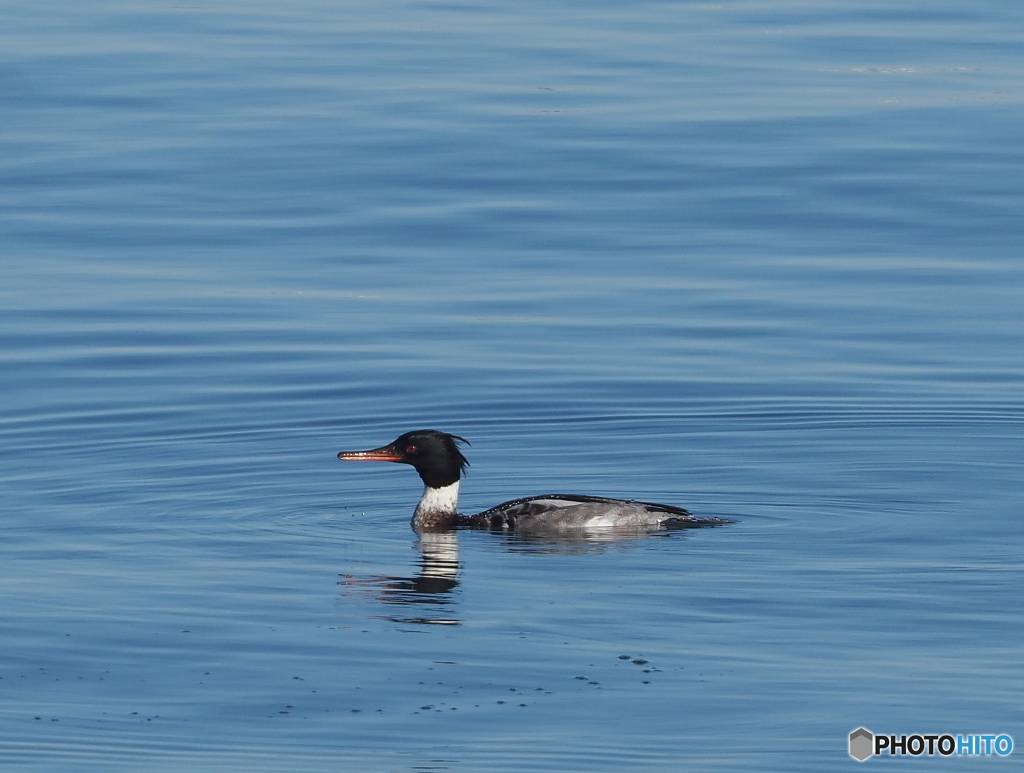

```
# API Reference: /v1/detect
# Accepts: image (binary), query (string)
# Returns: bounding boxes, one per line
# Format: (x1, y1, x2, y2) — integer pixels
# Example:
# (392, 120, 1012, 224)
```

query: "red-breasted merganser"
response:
(337, 429, 734, 532)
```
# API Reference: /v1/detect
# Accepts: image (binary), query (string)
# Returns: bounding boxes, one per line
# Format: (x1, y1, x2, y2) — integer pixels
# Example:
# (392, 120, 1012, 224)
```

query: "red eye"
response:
(406, 445, 418, 454)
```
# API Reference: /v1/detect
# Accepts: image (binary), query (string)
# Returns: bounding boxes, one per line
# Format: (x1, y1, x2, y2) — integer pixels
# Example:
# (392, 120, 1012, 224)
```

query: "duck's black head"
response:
(337, 429, 470, 489)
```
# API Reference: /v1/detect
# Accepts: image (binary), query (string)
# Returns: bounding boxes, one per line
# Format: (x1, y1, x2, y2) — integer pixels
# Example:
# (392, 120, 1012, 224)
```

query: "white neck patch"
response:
(415, 480, 461, 517)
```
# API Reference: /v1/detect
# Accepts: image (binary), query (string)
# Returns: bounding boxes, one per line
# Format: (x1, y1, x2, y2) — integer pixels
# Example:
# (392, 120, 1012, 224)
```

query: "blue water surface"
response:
(2, 0, 1022, 770)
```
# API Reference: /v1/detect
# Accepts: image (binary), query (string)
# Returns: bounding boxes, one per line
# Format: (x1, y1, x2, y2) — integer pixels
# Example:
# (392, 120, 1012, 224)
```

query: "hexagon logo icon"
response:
(849, 727, 874, 761)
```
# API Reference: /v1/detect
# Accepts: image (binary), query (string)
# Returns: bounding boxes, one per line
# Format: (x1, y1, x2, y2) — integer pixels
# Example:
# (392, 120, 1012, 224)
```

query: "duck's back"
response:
(464, 494, 731, 532)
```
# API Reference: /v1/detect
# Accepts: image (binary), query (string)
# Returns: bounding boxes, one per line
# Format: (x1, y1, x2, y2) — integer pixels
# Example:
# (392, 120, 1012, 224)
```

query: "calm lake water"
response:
(2, 0, 1022, 770)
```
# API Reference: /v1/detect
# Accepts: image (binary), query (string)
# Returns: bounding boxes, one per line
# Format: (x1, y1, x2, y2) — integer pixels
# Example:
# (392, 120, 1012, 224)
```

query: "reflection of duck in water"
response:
(338, 532, 462, 625)
(338, 430, 734, 534)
